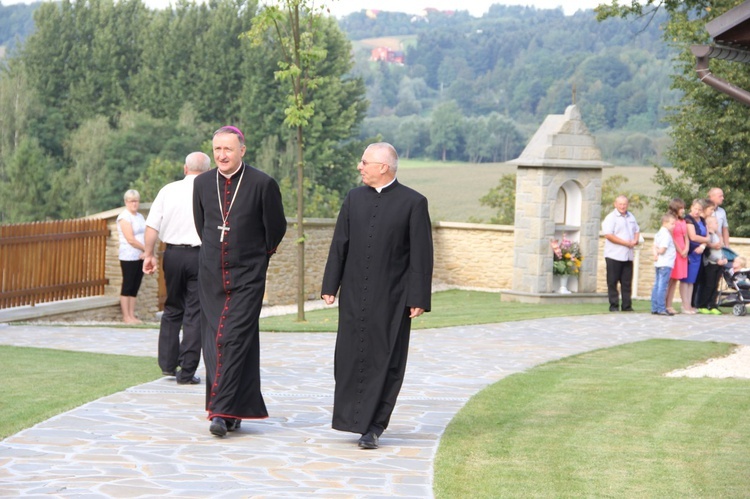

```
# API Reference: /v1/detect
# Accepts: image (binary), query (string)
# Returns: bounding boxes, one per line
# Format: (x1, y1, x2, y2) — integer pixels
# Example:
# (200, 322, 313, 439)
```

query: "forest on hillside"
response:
(2, 2, 678, 167)
(4, 0, 750, 236)
(340, 5, 678, 165)
(0, 0, 368, 223)
(0, 1, 37, 50)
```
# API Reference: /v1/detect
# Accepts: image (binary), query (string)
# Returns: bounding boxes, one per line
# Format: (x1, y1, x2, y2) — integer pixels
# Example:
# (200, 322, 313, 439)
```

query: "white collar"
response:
(219, 164, 243, 179)
(375, 177, 396, 193)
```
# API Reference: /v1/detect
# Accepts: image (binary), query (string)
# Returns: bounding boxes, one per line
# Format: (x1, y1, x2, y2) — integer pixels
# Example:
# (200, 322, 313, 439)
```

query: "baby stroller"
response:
(717, 247, 750, 316)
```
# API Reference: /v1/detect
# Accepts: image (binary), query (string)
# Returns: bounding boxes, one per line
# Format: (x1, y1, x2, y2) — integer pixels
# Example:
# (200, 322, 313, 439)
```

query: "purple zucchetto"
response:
(214, 125, 245, 145)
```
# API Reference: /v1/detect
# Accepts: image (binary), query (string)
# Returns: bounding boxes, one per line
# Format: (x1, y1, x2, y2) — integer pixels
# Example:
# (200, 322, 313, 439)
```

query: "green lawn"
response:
(258, 289, 648, 332)
(434, 339, 750, 498)
(1, 346, 161, 439)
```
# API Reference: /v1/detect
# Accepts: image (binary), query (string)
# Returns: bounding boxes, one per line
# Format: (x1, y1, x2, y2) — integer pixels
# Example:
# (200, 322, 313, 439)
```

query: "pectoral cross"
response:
(218, 224, 230, 242)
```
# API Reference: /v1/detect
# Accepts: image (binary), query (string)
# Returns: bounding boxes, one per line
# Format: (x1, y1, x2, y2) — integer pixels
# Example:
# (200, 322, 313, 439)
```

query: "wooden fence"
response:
(0, 219, 110, 309)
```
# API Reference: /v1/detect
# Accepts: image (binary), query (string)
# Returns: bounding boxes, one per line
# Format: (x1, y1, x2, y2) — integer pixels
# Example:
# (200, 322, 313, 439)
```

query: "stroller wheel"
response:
(733, 304, 747, 316)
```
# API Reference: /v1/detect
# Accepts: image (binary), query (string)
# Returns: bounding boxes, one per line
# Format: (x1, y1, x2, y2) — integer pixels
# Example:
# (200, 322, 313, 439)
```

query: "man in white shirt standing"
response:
(602, 195, 640, 312)
(143, 152, 211, 385)
(708, 187, 730, 248)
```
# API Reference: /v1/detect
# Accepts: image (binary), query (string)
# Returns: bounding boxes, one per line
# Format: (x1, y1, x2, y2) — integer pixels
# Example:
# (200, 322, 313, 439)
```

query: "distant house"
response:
(370, 47, 405, 65)
(419, 8, 456, 17)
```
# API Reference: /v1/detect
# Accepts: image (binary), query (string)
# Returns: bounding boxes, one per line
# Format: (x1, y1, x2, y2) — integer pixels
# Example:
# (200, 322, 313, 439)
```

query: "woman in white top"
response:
(117, 189, 146, 324)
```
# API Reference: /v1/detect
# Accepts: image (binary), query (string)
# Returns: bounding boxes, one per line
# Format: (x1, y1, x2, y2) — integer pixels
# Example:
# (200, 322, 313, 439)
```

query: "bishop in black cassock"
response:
(322, 142, 433, 450)
(193, 126, 286, 437)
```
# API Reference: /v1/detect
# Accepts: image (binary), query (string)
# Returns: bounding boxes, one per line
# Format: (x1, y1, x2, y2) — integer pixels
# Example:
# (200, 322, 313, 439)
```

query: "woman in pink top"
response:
(666, 198, 690, 314)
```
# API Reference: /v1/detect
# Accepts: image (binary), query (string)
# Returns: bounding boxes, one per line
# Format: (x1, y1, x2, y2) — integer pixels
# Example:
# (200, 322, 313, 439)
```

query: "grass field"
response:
(258, 289, 646, 332)
(397, 159, 665, 230)
(434, 339, 750, 498)
(2, 346, 160, 439)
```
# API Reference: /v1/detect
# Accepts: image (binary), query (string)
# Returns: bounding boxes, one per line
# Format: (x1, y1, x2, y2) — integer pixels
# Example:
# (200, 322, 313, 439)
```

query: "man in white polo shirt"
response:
(602, 195, 640, 312)
(143, 152, 210, 385)
(708, 187, 730, 248)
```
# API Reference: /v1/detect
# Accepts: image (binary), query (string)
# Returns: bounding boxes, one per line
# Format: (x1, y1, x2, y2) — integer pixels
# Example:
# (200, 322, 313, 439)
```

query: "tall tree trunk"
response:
(296, 124, 305, 322)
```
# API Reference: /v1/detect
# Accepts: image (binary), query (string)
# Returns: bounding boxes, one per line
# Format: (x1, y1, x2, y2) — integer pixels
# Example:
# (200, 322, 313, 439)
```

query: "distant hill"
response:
(2, 2, 679, 166)
(0, 1, 39, 55)
(351, 35, 416, 52)
(341, 5, 678, 166)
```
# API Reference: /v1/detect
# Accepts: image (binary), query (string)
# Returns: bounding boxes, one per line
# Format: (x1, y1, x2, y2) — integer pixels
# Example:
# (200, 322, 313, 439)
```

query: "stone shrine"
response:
(502, 104, 609, 303)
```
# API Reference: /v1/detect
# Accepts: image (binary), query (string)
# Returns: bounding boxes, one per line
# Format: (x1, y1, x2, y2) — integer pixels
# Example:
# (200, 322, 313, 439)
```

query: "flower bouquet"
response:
(550, 235, 583, 275)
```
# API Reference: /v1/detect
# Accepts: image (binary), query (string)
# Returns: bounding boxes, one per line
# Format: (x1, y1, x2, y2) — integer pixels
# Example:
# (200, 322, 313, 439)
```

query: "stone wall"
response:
(51, 211, 750, 322)
(432, 222, 514, 289)
(32, 299, 124, 323)
(266, 220, 337, 305)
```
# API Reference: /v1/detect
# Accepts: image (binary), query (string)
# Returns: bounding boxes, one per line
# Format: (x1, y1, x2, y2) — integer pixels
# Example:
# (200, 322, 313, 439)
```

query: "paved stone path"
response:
(1, 313, 749, 497)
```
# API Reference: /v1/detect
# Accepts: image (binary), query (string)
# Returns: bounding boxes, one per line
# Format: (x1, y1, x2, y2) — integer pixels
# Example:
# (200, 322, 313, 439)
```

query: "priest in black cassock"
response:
(193, 126, 287, 437)
(321, 142, 433, 450)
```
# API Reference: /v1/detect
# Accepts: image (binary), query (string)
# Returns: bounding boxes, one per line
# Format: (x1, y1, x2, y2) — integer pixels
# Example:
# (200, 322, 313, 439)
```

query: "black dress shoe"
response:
(227, 418, 242, 432)
(177, 375, 200, 385)
(210, 417, 227, 437)
(621, 307, 634, 312)
(162, 370, 176, 376)
(655, 311, 673, 316)
(358, 431, 379, 449)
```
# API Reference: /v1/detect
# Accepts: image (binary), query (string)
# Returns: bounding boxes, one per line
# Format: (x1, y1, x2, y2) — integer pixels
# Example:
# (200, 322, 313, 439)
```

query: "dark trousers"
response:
(691, 263, 706, 309)
(158, 245, 202, 381)
(605, 257, 633, 311)
(696, 263, 723, 309)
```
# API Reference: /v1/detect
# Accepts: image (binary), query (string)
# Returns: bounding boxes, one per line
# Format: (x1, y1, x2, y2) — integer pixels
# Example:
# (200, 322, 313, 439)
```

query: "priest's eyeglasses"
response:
(359, 159, 389, 169)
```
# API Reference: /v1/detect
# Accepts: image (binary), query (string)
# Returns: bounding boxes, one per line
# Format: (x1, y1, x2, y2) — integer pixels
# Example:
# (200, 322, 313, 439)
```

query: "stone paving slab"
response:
(1, 313, 749, 497)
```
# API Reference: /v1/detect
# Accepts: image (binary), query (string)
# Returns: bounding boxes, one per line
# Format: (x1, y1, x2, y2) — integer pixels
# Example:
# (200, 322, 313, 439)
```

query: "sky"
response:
(3, 0, 604, 17)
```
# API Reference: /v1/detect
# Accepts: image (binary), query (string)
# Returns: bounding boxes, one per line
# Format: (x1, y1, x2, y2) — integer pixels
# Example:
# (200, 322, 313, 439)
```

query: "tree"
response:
(131, 157, 184, 203)
(0, 61, 36, 222)
(60, 111, 197, 216)
(0, 61, 32, 160)
(600, 174, 648, 220)
(429, 100, 463, 161)
(486, 113, 524, 163)
(479, 173, 516, 225)
(3, 0, 368, 225)
(242, 7, 366, 200)
(596, 0, 750, 236)
(0, 137, 55, 222)
(247, 0, 329, 321)
(395, 115, 429, 159)
(21, 0, 149, 131)
(615, 133, 655, 165)
(63, 115, 116, 217)
(647, 166, 700, 229)
(464, 116, 490, 163)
